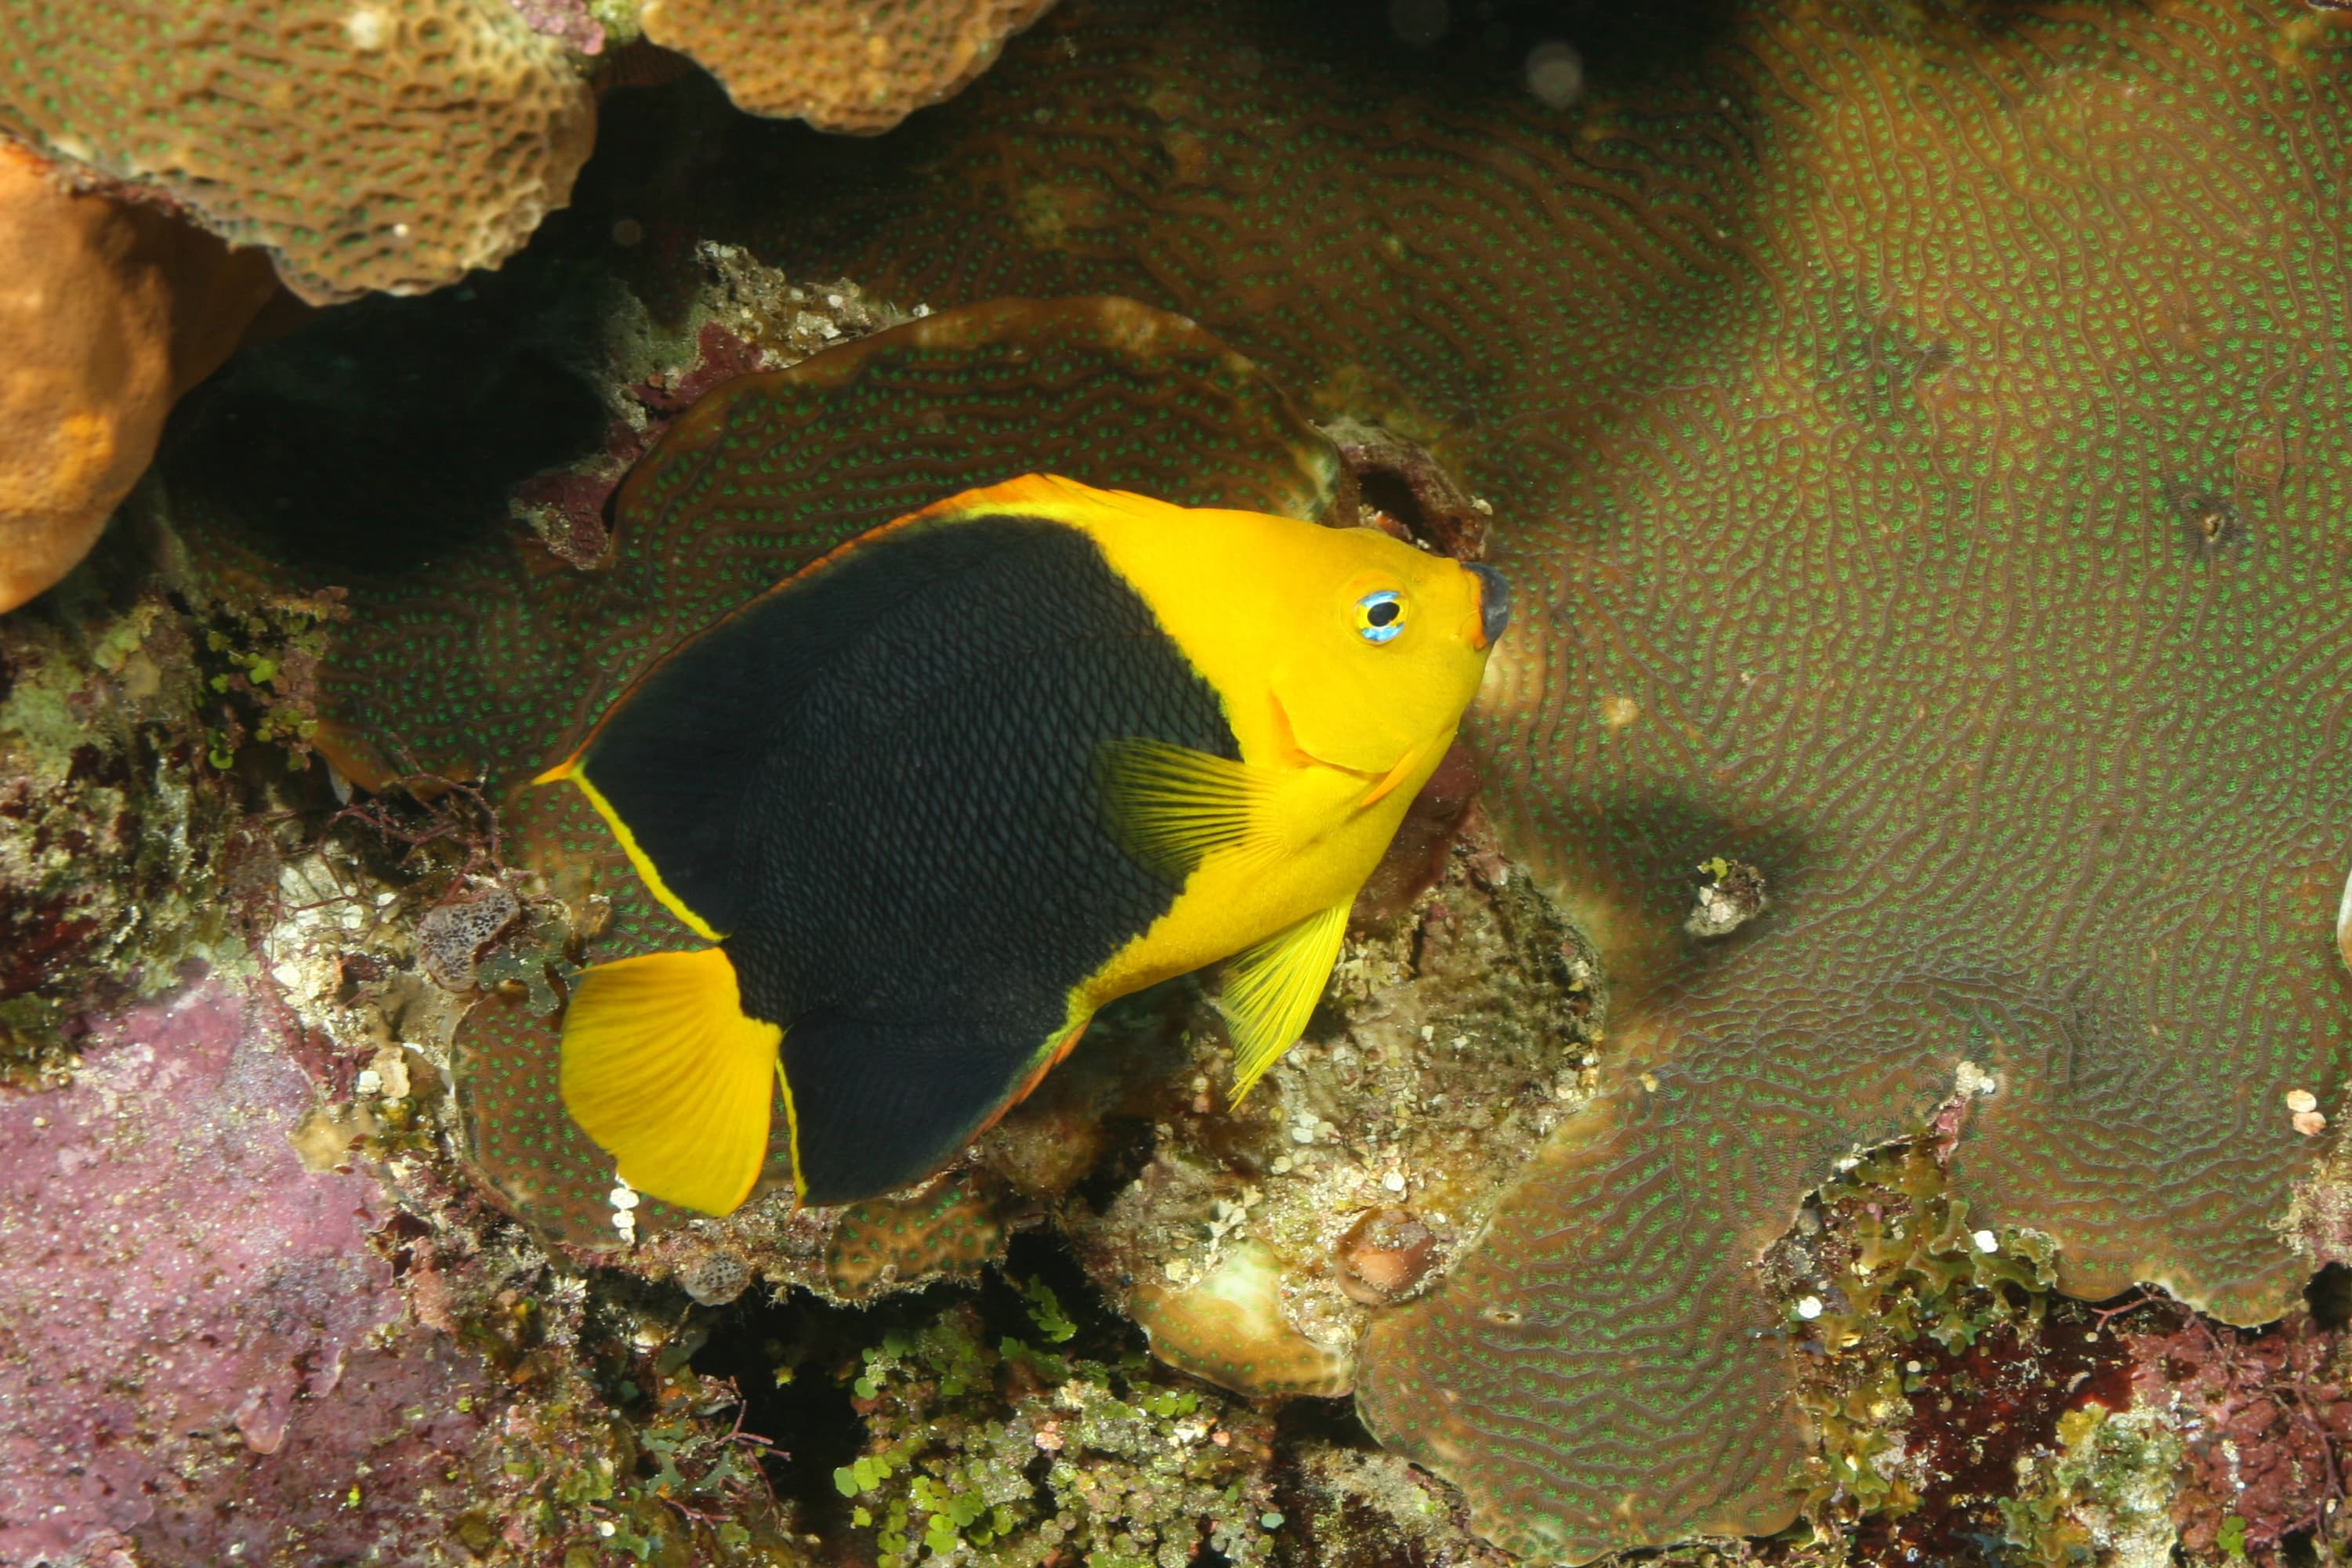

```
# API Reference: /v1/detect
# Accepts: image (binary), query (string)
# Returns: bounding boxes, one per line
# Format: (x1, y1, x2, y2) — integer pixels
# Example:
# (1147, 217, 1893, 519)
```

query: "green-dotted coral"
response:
(748, 0, 2352, 1555)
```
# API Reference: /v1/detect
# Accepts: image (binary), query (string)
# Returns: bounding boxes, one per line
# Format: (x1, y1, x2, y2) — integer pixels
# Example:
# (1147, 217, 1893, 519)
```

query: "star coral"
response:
(732, 0, 2352, 1553)
(0, 0, 596, 302)
(641, 0, 1060, 132)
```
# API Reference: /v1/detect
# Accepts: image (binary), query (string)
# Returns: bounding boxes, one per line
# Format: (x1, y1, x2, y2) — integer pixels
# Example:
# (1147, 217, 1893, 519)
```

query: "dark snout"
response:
(1467, 563, 1511, 648)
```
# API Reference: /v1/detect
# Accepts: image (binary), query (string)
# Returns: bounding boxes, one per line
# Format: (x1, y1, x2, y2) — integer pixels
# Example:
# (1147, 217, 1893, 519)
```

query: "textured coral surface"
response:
(711, 0, 2352, 1555)
(641, 0, 1059, 132)
(0, 977, 473, 1563)
(0, 0, 594, 302)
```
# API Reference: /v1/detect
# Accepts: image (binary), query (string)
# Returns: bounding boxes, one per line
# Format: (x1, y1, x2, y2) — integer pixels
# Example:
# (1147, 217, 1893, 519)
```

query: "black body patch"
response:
(577, 512, 1238, 1204)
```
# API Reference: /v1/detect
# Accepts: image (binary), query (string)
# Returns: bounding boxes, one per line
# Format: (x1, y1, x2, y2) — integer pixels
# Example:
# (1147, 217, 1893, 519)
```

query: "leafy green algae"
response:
(741, 0, 2352, 1556)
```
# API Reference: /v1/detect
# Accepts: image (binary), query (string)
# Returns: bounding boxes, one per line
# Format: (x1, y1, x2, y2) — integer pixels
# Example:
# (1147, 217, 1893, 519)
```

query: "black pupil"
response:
(1368, 599, 1400, 626)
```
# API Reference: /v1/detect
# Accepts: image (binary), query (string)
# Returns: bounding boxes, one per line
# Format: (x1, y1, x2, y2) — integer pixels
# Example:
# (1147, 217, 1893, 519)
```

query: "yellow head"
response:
(953, 473, 1508, 777)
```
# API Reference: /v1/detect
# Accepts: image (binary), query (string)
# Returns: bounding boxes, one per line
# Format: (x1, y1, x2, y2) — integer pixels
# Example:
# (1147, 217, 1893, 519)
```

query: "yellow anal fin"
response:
(1096, 737, 1284, 883)
(1221, 900, 1350, 1105)
(560, 947, 783, 1216)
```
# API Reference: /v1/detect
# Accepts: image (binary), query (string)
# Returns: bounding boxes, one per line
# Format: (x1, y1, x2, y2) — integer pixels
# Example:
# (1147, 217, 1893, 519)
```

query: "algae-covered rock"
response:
(1064, 813, 1601, 1398)
(828, 1288, 1283, 1568)
(0, 531, 239, 1061)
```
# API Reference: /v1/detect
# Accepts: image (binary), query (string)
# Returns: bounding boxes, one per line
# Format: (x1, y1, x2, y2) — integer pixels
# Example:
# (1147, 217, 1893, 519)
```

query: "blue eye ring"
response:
(1354, 589, 1406, 644)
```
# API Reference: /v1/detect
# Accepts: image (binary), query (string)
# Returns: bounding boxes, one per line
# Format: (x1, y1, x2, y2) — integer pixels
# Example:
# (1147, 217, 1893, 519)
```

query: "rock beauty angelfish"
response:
(535, 473, 1510, 1215)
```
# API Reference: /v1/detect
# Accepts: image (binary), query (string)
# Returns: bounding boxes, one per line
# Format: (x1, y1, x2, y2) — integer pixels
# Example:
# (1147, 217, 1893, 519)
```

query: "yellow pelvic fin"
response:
(560, 947, 783, 1216)
(1354, 739, 1430, 811)
(1096, 737, 1284, 883)
(1220, 900, 1350, 1104)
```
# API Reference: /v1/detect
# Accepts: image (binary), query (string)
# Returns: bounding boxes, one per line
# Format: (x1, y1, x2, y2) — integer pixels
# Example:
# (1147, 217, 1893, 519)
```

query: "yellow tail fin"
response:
(560, 948, 783, 1216)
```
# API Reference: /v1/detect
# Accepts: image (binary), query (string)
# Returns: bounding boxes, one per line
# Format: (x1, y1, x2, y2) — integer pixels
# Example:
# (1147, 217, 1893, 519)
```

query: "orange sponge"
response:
(0, 144, 277, 612)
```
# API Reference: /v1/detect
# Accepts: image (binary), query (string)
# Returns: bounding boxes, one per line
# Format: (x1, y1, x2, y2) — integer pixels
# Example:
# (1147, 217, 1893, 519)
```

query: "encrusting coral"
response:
(753, 0, 2352, 1552)
(641, 0, 1060, 132)
(0, 0, 596, 304)
(0, 0, 1064, 306)
(0, 143, 276, 612)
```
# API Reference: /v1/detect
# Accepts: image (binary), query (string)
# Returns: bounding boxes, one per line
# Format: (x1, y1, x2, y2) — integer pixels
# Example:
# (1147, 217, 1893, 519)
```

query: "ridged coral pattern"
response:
(641, 0, 1059, 132)
(759, 0, 2352, 1555)
(0, 0, 595, 302)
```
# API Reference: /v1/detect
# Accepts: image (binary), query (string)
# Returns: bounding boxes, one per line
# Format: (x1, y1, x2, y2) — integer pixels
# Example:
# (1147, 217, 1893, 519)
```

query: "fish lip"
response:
(1467, 563, 1511, 647)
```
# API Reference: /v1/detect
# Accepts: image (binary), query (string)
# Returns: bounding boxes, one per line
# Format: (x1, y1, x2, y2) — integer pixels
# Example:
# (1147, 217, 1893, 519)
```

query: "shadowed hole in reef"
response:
(690, 1229, 1146, 1534)
(2305, 1262, 2352, 1331)
(156, 257, 614, 578)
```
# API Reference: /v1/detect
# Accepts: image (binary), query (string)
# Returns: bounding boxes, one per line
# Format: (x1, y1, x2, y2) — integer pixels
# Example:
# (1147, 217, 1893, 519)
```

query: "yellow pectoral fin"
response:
(560, 947, 783, 1217)
(1096, 737, 1287, 882)
(1221, 900, 1350, 1105)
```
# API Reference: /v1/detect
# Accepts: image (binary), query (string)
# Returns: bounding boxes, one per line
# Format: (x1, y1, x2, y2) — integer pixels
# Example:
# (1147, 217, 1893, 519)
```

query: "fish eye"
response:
(1354, 589, 1406, 644)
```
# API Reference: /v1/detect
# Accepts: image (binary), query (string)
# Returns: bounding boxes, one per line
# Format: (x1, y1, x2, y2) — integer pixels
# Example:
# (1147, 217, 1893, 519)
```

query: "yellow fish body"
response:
(539, 473, 1507, 1213)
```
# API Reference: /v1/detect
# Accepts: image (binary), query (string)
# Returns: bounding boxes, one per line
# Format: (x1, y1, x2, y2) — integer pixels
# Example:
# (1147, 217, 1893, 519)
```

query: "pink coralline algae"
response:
(0, 976, 479, 1563)
(506, 0, 606, 55)
(2130, 1309, 2352, 1557)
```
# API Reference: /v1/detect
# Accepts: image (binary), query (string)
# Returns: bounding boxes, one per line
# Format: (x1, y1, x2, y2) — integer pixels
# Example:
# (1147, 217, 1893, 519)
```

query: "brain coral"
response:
(0, 0, 595, 302)
(640, 0, 1059, 132)
(734, 0, 2352, 1555)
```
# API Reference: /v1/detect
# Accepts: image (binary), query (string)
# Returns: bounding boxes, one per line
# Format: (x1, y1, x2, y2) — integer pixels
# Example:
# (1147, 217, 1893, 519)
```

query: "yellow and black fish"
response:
(536, 473, 1509, 1213)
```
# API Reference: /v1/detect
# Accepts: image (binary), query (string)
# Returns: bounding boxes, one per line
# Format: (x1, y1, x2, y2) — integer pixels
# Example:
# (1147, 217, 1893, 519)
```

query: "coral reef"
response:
(17, 1, 2350, 1556)
(1063, 814, 1600, 1400)
(742, 0, 2352, 1551)
(641, 0, 1060, 132)
(0, 0, 596, 302)
(0, 143, 277, 611)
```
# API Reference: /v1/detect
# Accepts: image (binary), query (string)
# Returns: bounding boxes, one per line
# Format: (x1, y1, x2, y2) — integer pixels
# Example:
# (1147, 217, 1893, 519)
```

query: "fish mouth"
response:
(1467, 563, 1512, 647)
